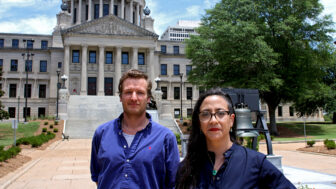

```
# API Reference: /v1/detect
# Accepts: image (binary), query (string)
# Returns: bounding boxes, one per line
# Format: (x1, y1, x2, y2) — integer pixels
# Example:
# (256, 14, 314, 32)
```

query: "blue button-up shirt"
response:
(90, 113, 180, 189)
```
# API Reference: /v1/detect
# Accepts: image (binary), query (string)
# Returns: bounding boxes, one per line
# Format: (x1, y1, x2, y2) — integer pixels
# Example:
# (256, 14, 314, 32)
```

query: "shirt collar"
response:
(116, 112, 153, 131)
(207, 143, 237, 162)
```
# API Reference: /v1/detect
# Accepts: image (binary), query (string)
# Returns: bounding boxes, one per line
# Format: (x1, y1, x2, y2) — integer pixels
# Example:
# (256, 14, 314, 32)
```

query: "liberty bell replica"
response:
(235, 103, 259, 137)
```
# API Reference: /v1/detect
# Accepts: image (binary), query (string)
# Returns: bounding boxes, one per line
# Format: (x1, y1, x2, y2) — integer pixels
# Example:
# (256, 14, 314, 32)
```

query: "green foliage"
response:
(16, 133, 55, 148)
(186, 0, 335, 135)
(325, 140, 336, 150)
(307, 140, 315, 147)
(54, 120, 59, 125)
(175, 133, 181, 145)
(44, 121, 48, 125)
(49, 124, 53, 129)
(53, 128, 58, 133)
(42, 128, 47, 132)
(297, 184, 313, 189)
(0, 146, 21, 162)
(0, 122, 40, 146)
(47, 116, 55, 120)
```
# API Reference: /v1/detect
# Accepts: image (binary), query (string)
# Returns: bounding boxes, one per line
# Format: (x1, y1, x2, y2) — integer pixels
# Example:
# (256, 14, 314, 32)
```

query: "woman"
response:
(176, 88, 295, 189)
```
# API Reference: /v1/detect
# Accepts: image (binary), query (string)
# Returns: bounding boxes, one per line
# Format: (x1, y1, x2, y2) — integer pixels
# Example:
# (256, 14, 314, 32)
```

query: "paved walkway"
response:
(0, 140, 335, 189)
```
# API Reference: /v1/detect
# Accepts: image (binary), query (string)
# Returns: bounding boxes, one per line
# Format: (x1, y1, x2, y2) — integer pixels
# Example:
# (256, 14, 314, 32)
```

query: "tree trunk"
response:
(268, 105, 279, 136)
(333, 112, 336, 124)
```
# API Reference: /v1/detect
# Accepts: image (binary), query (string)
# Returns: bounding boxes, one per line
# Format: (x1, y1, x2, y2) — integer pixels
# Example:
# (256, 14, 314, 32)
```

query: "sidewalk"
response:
(0, 140, 335, 189)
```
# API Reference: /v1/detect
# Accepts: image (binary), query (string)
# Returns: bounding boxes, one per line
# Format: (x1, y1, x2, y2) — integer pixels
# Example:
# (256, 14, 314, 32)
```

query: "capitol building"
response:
(0, 0, 324, 124)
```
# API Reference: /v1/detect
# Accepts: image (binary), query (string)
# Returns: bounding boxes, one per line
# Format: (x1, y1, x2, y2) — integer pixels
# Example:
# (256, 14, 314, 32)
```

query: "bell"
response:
(235, 105, 259, 137)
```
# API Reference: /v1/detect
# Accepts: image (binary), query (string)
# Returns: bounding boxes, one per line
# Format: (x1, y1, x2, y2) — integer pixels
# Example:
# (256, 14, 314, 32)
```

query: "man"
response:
(90, 69, 180, 188)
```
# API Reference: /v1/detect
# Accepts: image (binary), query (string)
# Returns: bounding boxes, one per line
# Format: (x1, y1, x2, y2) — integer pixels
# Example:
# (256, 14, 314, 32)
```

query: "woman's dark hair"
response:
(176, 88, 237, 189)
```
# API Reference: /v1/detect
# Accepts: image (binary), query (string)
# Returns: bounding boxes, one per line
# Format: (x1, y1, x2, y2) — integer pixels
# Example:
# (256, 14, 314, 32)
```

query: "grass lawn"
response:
(274, 122, 336, 141)
(0, 122, 40, 147)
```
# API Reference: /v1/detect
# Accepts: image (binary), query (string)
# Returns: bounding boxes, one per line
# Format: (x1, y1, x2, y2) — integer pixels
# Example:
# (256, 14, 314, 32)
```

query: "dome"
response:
(61, 2, 68, 11)
(143, 6, 151, 16)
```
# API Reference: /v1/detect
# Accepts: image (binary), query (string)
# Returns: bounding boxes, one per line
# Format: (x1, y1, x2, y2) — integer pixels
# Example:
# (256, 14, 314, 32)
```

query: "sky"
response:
(0, 0, 335, 38)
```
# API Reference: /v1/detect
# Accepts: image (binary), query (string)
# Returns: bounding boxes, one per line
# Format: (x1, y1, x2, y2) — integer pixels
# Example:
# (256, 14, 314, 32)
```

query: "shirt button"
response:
(125, 174, 128, 177)
(119, 132, 121, 135)
(123, 145, 126, 148)
(126, 159, 130, 162)
(217, 177, 220, 180)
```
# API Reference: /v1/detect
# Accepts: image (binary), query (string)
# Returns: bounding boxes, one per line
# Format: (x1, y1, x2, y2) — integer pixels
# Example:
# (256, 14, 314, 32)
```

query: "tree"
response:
(186, 0, 335, 135)
(0, 67, 9, 120)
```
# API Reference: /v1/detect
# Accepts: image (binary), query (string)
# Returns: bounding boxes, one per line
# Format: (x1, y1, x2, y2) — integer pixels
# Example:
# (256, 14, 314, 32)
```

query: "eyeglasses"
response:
(199, 110, 230, 122)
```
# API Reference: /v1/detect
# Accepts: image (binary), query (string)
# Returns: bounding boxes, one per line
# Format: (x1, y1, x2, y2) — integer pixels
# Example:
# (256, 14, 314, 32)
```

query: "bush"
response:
(42, 128, 47, 132)
(182, 121, 188, 126)
(16, 133, 55, 148)
(325, 140, 336, 150)
(307, 140, 315, 147)
(53, 128, 58, 133)
(175, 133, 181, 145)
(324, 139, 330, 145)
(49, 124, 53, 129)
(0, 146, 21, 162)
(44, 121, 48, 125)
(54, 120, 59, 125)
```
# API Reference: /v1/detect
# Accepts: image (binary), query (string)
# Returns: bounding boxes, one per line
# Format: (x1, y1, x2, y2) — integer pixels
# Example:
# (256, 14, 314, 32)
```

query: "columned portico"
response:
(148, 48, 155, 80)
(98, 46, 105, 96)
(132, 47, 138, 69)
(64, 45, 70, 90)
(99, 0, 103, 18)
(80, 45, 88, 95)
(88, 0, 92, 21)
(136, 3, 139, 26)
(114, 47, 122, 95)
(121, 0, 125, 19)
(110, 0, 114, 15)
(129, 0, 133, 23)
(78, 0, 82, 24)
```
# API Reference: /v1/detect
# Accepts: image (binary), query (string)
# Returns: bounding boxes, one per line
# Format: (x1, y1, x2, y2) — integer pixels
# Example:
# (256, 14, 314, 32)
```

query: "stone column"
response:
(78, 0, 82, 24)
(136, 3, 139, 25)
(88, 0, 92, 21)
(71, 0, 74, 23)
(64, 45, 70, 90)
(99, 0, 103, 17)
(148, 48, 155, 80)
(131, 47, 138, 69)
(32, 79, 37, 98)
(129, 0, 133, 23)
(121, 0, 124, 19)
(110, 0, 114, 15)
(98, 46, 105, 96)
(139, 5, 143, 26)
(114, 47, 121, 95)
(80, 45, 88, 95)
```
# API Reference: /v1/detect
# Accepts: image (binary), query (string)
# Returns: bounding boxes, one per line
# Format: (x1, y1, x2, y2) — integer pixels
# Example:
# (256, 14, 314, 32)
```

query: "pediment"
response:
(62, 15, 158, 38)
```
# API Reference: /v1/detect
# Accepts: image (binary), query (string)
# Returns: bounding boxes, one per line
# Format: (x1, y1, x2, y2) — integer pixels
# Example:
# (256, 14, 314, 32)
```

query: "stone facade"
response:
(0, 0, 324, 122)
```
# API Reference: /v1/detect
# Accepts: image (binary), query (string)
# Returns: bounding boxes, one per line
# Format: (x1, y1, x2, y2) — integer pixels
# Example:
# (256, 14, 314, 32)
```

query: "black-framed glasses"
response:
(199, 110, 230, 122)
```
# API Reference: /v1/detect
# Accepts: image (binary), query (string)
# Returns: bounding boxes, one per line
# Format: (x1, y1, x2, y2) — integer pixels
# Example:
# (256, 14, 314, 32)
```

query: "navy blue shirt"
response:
(196, 144, 295, 189)
(90, 113, 180, 189)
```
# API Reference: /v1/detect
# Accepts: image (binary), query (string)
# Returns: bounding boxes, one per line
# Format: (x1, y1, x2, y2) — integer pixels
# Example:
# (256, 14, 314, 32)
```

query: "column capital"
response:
(98, 45, 105, 49)
(81, 44, 88, 48)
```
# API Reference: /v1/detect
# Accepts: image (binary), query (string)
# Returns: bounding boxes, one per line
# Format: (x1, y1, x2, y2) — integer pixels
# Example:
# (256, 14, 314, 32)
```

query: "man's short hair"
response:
(118, 69, 152, 98)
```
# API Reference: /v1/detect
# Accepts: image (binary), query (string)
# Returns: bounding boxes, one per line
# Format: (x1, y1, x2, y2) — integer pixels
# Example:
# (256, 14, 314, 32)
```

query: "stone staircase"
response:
(64, 96, 180, 138)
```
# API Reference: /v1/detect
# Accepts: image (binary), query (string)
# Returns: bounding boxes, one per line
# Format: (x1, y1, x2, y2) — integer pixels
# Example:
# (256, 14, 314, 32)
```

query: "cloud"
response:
(186, 5, 202, 17)
(0, 15, 56, 34)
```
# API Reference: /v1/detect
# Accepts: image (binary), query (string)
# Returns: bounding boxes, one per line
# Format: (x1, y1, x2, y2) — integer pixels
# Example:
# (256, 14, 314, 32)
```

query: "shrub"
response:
(42, 128, 47, 132)
(182, 121, 188, 126)
(307, 140, 315, 147)
(54, 120, 59, 125)
(324, 139, 330, 145)
(49, 124, 53, 129)
(325, 140, 336, 150)
(175, 133, 181, 145)
(0, 145, 4, 151)
(0, 146, 21, 162)
(47, 116, 55, 120)
(44, 121, 48, 125)
(53, 128, 58, 133)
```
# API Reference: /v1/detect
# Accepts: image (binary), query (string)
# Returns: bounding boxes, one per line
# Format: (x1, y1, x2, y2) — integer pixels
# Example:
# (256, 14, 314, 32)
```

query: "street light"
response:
(180, 73, 183, 124)
(56, 69, 61, 120)
(154, 77, 161, 90)
(61, 74, 68, 89)
(22, 39, 34, 123)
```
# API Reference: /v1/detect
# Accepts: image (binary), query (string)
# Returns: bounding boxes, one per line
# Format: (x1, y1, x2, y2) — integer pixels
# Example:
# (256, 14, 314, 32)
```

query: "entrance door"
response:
(88, 77, 97, 95)
(104, 77, 113, 96)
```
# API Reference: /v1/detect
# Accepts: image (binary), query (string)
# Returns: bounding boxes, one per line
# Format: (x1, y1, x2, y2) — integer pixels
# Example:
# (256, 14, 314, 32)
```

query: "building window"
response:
(41, 40, 48, 49)
(103, 4, 109, 16)
(0, 39, 4, 48)
(187, 108, 193, 117)
(173, 64, 180, 75)
(161, 87, 167, 99)
(58, 62, 62, 68)
(289, 106, 294, 117)
(173, 46, 179, 54)
(40, 61, 47, 72)
(38, 107, 46, 118)
(9, 84, 16, 98)
(160, 64, 167, 75)
(187, 87, 192, 100)
(39, 84, 46, 98)
(8, 107, 16, 118)
(24, 84, 32, 98)
(25, 60, 32, 72)
(122, 52, 129, 64)
(27, 40, 34, 49)
(186, 65, 192, 76)
(12, 39, 19, 48)
(174, 108, 180, 118)
(0, 59, 3, 71)
(174, 87, 180, 99)
(89, 51, 96, 63)
(104, 77, 113, 96)
(278, 106, 283, 117)
(23, 107, 31, 118)
(106, 51, 113, 64)
(94, 4, 99, 19)
(114, 5, 118, 16)
(10, 59, 18, 71)
(138, 53, 145, 65)
(72, 50, 80, 63)
(161, 45, 166, 53)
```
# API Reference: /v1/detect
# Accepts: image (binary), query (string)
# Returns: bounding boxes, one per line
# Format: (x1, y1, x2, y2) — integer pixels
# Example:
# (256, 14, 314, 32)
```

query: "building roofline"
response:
(0, 32, 52, 37)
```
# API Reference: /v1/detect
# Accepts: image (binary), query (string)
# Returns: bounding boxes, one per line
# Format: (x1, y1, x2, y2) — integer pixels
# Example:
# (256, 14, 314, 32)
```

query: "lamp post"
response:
(22, 39, 34, 123)
(180, 73, 183, 124)
(61, 74, 68, 89)
(154, 77, 161, 90)
(56, 69, 61, 120)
